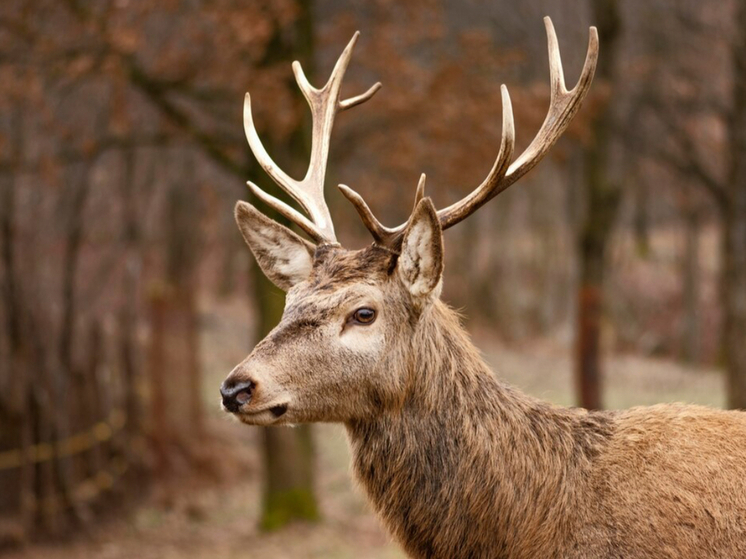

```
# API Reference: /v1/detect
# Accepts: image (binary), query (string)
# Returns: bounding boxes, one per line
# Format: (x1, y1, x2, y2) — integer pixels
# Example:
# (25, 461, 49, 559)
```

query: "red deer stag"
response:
(221, 18, 746, 559)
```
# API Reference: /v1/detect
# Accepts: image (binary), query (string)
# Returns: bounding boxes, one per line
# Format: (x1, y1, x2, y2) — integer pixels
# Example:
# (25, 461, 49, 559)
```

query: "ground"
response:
(7, 300, 725, 559)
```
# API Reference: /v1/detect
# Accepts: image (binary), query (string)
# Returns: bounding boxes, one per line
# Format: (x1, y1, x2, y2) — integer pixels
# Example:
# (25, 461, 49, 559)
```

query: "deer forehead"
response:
(307, 245, 397, 288)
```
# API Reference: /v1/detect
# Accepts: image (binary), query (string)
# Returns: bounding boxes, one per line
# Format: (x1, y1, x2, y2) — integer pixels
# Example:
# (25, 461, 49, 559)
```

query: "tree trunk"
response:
(147, 284, 171, 478)
(164, 161, 204, 437)
(254, 0, 319, 530)
(633, 175, 650, 258)
(723, 210, 746, 409)
(724, 0, 746, 409)
(682, 205, 701, 365)
(120, 147, 143, 438)
(0, 113, 29, 541)
(147, 151, 204, 464)
(575, 0, 622, 410)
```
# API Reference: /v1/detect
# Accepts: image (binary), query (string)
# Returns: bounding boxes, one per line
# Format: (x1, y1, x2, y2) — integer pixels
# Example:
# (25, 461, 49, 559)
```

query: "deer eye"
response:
(351, 307, 376, 325)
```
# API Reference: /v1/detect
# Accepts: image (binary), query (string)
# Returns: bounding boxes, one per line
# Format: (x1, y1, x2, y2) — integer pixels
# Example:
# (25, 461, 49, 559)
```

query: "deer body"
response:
(220, 20, 746, 559)
(347, 298, 746, 559)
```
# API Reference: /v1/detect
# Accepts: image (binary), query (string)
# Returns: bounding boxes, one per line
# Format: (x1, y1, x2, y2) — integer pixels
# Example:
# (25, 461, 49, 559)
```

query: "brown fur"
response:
(225, 203, 746, 558)
(348, 300, 746, 558)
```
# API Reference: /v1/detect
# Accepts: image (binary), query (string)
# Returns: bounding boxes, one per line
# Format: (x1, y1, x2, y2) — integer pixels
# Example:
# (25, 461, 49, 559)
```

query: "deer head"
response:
(221, 19, 598, 426)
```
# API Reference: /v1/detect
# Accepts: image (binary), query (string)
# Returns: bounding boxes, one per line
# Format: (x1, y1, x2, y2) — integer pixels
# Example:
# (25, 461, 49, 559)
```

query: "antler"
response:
(244, 32, 381, 244)
(339, 17, 599, 248)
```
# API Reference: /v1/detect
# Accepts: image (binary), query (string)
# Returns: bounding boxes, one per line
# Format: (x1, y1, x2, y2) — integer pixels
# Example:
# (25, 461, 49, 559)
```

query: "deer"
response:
(220, 18, 746, 559)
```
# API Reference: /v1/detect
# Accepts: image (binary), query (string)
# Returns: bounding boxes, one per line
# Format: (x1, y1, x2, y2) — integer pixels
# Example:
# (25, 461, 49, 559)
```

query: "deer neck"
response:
(345, 299, 614, 559)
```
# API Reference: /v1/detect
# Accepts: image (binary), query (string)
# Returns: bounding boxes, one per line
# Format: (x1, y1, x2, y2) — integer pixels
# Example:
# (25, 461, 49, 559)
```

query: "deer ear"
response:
(235, 201, 315, 291)
(397, 197, 444, 298)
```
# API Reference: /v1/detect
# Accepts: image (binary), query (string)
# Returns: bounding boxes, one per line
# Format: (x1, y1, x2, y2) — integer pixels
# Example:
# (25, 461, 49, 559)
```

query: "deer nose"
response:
(220, 379, 255, 413)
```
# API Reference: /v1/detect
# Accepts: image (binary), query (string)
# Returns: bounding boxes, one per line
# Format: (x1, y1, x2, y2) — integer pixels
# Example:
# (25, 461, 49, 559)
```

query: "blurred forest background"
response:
(1, 0, 745, 557)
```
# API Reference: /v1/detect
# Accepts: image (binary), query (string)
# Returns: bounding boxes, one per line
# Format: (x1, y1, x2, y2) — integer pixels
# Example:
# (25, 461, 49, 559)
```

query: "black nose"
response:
(220, 379, 255, 413)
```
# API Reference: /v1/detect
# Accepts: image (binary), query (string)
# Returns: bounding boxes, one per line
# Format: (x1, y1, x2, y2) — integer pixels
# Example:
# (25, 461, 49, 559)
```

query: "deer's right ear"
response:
(235, 201, 315, 291)
(397, 198, 444, 299)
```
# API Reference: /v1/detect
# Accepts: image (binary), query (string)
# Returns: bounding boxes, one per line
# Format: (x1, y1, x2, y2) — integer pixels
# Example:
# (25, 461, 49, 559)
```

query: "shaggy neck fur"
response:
(346, 300, 615, 559)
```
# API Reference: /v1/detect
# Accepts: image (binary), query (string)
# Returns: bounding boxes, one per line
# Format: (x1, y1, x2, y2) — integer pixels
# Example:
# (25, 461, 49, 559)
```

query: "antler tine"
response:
(246, 181, 322, 242)
(338, 184, 393, 245)
(413, 173, 427, 207)
(503, 17, 599, 185)
(338, 173, 427, 247)
(243, 32, 381, 244)
(340, 82, 383, 111)
(340, 17, 598, 249)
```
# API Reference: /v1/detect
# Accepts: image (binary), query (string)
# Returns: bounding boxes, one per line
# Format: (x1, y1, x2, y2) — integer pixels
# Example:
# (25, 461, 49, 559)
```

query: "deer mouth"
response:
(235, 403, 290, 425)
(269, 404, 288, 418)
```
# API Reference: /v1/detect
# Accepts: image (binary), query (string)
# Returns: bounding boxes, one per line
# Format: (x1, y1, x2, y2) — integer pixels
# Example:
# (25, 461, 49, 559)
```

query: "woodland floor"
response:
(7, 298, 725, 559)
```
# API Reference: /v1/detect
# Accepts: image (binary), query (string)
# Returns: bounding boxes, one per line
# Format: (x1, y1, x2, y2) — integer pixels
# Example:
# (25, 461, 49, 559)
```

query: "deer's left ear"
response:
(397, 198, 444, 298)
(235, 201, 315, 291)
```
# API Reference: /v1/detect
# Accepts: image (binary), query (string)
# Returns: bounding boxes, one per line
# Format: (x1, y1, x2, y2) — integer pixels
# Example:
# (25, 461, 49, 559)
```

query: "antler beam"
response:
(244, 32, 381, 244)
(340, 17, 599, 248)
